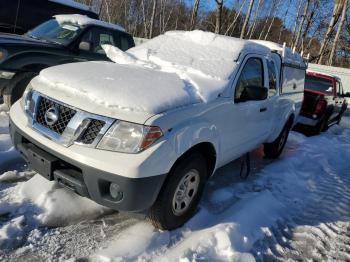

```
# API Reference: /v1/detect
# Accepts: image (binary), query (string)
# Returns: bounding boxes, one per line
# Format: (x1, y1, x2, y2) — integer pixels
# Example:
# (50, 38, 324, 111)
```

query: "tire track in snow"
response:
(252, 125, 350, 262)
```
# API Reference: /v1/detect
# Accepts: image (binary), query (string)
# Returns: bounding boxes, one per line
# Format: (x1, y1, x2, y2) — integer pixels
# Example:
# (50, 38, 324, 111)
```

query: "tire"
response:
(264, 120, 292, 159)
(315, 116, 328, 134)
(148, 153, 207, 230)
(3, 72, 37, 108)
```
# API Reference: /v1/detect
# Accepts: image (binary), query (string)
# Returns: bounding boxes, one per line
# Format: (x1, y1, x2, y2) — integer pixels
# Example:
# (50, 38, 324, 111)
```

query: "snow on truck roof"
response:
(251, 40, 306, 67)
(54, 14, 125, 32)
(107, 31, 275, 80)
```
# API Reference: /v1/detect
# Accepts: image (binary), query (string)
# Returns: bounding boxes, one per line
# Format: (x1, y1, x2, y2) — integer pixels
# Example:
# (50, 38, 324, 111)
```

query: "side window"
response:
(267, 60, 277, 97)
(113, 33, 133, 51)
(80, 27, 115, 54)
(234, 58, 264, 102)
(336, 81, 342, 96)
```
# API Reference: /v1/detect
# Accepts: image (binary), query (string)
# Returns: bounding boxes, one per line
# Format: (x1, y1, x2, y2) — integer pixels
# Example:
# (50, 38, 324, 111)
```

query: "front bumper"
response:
(10, 118, 167, 212)
(296, 115, 320, 127)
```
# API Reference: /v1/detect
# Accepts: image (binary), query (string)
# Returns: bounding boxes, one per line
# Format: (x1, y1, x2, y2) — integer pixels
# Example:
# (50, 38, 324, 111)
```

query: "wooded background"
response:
(77, 0, 350, 68)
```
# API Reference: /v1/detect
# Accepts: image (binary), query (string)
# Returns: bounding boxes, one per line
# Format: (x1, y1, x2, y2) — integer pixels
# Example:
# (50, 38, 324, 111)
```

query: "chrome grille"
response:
(77, 119, 105, 144)
(36, 96, 76, 135)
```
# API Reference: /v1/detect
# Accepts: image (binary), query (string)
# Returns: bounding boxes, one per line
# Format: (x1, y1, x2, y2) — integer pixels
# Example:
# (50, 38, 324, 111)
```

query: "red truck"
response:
(297, 71, 348, 134)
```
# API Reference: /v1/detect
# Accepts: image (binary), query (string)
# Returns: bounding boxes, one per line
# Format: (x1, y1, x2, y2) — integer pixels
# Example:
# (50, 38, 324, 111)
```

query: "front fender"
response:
(170, 119, 220, 158)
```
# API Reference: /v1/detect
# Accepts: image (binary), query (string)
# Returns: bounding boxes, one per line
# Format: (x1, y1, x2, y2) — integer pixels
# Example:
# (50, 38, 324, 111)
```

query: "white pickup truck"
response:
(9, 31, 306, 229)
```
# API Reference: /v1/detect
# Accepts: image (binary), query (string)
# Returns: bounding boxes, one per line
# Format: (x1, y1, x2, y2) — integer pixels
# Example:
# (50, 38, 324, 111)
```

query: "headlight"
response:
(20, 84, 34, 114)
(97, 121, 163, 153)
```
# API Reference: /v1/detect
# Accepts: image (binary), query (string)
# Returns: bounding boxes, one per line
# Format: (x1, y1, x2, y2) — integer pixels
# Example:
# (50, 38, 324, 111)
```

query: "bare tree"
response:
(277, 0, 291, 43)
(248, 0, 263, 39)
(328, 0, 349, 65)
(258, 0, 275, 40)
(292, 0, 310, 49)
(317, 0, 343, 64)
(289, 0, 303, 46)
(215, 0, 224, 34)
(240, 0, 255, 38)
(225, 0, 247, 36)
(300, 2, 318, 52)
(149, 0, 158, 38)
(264, 0, 282, 40)
(190, 0, 201, 30)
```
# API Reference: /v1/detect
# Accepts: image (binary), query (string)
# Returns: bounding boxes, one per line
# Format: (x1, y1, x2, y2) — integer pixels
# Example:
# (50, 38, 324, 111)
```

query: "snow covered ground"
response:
(0, 104, 350, 261)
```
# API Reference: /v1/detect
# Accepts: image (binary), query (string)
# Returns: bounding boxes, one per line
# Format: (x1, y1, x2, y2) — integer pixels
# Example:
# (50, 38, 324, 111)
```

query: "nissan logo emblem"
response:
(44, 107, 59, 126)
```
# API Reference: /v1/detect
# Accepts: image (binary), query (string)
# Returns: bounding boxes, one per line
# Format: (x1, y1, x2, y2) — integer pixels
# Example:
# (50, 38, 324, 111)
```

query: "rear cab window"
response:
(305, 75, 334, 95)
(267, 59, 277, 97)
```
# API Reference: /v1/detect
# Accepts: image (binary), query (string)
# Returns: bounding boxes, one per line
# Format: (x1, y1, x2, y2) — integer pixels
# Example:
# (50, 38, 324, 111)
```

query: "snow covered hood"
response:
(33, 61, 201, 122)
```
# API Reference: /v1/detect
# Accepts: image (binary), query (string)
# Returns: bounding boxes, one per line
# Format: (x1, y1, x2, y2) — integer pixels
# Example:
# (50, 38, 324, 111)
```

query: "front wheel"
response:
(264, 121, 292, 159)
(3, 72, 37, 108)
(148, 153, 207, 230)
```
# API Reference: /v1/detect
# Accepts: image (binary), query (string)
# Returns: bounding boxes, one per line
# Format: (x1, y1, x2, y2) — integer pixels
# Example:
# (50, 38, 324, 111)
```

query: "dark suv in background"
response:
(0, 15, 135, 107)
(0, 0, 98, 34)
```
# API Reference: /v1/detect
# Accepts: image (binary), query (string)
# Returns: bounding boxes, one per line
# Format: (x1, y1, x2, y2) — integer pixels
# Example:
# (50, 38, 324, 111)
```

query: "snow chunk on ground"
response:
(0, 216, 25, 249)
(55, 14, 125, 32)
(19, 175, 112, 227)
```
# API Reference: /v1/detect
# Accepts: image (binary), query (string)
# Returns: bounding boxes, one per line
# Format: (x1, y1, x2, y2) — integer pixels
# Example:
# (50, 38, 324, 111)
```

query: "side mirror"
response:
(240, 86, 268, 102)
(79, 41, 91, 51)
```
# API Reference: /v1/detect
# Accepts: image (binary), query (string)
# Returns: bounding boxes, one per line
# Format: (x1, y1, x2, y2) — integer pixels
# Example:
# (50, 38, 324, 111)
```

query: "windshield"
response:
(26, 19, 83, 45)
(305, 75, 334, 95)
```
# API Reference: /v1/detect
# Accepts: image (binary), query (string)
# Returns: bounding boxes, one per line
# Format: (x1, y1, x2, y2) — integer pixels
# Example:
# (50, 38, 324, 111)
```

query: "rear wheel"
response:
(315, 116, 328, 134)
(264, 120, 292, 159)
(148, 153, 207, 230)
(3, 72, 37, 108)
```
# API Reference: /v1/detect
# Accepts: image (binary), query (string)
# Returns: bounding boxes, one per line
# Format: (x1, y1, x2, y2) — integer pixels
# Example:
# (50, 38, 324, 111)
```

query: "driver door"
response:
(220, 56, 271, 162)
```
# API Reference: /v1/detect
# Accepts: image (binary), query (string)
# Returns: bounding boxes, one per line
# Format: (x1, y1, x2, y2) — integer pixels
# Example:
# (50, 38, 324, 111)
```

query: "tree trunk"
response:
(149, 0, 157, 39)
(264, 0, 281, 41)
(289, 0, 303, 46)
(328, 0, 349, 65)
(292, 0, 310, 50)
(300, 8, 315, 52)
(215, 0, 223, 34)
(224, 0, 247, 36)
(317, 0, 343, 64)
(240, 0, 254, 38)
(258, 1, 275, 40)
(277, 0, 291, 43)
(248, 0, 263, 39)
(190, 0, 201, 30)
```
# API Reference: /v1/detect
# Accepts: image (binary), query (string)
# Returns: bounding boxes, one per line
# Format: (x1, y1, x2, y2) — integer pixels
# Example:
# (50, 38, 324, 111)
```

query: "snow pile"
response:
(19, 174, 112, 227)
(54, 14, 125, 32)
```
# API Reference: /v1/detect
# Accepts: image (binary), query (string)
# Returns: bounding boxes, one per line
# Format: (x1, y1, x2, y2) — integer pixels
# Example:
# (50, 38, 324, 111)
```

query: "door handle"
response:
(260, 107, 267, 112)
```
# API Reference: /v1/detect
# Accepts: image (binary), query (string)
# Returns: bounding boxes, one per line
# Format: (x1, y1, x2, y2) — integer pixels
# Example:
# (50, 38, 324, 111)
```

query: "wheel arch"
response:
(169, 142, 217, 179)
